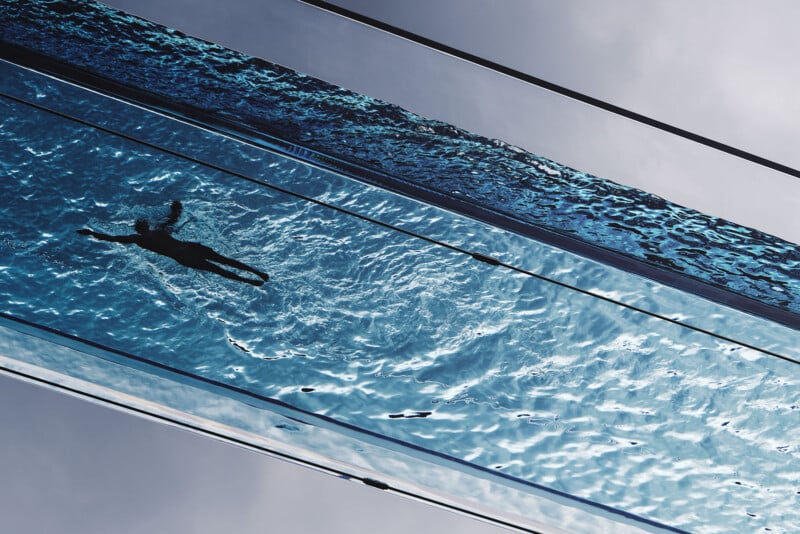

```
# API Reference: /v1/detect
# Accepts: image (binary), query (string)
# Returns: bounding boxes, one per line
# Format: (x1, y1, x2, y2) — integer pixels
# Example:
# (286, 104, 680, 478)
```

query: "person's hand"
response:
(76, 229, 93, 235)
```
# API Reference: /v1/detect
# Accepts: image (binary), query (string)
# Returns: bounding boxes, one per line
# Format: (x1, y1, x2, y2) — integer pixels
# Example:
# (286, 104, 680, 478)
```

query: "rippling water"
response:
(2, 93, 800, 532)
(2, 0, 799, 324)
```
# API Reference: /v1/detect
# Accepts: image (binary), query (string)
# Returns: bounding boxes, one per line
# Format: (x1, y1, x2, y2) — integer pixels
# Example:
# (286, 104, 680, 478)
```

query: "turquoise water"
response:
(2, 81, 800, 532)
(2, 0, 799, 327)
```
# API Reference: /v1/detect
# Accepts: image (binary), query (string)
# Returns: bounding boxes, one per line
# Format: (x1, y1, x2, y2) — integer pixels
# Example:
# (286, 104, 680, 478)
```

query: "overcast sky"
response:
(4, 1, 800, 533)
(0, 373, 512, 534)
(327, 0, 800, 169)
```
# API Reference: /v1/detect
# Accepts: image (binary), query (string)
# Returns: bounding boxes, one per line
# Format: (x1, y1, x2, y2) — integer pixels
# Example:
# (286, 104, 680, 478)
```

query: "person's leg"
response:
(196, 261, 264, 286)
(206, 250, 269, 281)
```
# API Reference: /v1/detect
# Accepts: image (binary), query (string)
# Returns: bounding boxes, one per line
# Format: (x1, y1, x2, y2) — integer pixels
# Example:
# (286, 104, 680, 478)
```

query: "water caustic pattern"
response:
(2, 0, 800, 325)
(2, 94, 800, 533)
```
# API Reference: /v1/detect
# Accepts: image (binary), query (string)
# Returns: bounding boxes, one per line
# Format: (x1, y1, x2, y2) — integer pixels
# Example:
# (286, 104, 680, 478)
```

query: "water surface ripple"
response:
(2, 97, 799, 532)
(1, 0, 798, 323)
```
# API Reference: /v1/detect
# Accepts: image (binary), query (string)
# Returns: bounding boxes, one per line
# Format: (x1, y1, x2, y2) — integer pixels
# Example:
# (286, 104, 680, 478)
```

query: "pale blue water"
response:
(2, 1, 800, 532)
(2, 0, 799, 327)
(1, 86, 800, 532)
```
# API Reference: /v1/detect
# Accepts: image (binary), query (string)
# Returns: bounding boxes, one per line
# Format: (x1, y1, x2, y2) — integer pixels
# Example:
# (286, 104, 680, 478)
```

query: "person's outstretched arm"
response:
(165, 200, 182, 227)
(77, 228, 137, 244)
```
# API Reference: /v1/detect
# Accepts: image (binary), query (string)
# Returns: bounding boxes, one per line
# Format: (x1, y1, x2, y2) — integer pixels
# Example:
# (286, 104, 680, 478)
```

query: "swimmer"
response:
(77, 200, 269, 286)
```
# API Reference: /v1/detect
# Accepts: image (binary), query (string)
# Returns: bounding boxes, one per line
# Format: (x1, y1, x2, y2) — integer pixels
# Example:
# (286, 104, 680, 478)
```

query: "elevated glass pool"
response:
(1, 2, 799, 532)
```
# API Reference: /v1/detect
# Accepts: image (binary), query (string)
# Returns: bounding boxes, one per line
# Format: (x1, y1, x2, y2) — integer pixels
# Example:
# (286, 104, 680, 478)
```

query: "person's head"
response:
(134, 219, 149, 234)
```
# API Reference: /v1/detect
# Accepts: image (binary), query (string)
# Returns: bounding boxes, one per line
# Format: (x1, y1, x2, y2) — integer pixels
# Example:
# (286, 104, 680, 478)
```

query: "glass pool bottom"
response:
(1, 59, 799, 533)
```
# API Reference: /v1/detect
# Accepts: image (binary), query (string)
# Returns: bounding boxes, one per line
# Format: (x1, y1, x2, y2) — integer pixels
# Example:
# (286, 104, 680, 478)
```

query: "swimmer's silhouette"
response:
(78, 200, 269, 286)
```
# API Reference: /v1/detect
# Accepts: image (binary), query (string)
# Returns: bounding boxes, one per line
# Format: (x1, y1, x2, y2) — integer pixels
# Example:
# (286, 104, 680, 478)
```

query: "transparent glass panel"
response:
(1, 59, 799, 533)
